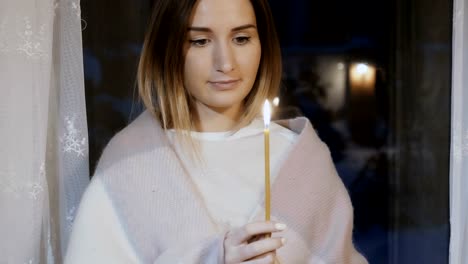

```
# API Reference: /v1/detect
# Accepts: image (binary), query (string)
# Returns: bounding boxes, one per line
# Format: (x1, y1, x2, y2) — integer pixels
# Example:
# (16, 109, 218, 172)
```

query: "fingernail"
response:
(281, 238, 287, 245)
(275, 223, 287, 230)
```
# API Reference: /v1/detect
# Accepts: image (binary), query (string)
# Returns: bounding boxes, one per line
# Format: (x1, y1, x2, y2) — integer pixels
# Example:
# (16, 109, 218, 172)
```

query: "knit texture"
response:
(166, 118, 297, 229)
(66, 111, 368, 263)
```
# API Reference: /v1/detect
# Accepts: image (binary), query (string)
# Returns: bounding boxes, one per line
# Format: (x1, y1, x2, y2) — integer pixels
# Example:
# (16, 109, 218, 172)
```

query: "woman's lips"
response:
(208, 79, 240, 90)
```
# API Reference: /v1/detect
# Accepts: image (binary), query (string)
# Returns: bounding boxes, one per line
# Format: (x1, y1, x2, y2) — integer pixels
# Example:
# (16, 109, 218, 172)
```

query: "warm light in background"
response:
(272, 97, 280, 107)
(337, 62, 345, 70)
(356, 63, 369, 75)
(349, 63, 376, 95)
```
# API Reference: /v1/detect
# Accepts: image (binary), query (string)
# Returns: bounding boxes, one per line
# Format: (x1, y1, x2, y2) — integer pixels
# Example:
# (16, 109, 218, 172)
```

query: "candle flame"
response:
(263, 100, 271, 128)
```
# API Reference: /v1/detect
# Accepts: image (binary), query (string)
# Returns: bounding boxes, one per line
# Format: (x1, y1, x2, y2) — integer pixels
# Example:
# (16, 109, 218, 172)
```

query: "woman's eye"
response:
(233, 36, 251, 45)
(189, 39, 210, 47)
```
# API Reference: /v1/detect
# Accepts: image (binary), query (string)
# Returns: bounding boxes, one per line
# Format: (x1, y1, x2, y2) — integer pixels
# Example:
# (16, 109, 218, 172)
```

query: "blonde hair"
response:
(138, 0, 282, 136)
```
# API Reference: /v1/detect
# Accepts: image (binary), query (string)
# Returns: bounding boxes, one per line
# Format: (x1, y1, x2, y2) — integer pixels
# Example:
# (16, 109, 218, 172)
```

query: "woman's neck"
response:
(193, 102, 244, 132)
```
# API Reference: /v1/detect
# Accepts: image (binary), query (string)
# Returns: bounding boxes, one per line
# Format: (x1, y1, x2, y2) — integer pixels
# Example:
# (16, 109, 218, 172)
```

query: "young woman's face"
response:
(183, 0, 261, 117)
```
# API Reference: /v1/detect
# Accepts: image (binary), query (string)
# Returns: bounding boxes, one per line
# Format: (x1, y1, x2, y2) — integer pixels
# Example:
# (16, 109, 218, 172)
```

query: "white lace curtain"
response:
(0, 0, 89, 263)
(450, 0, 468, 263)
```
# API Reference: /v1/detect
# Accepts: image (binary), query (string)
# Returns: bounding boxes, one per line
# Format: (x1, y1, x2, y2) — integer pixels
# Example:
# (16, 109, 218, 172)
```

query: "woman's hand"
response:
(224, 221, 286, 264)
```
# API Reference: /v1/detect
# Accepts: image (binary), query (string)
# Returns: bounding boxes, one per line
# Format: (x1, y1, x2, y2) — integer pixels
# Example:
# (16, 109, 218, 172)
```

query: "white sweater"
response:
(166, 119, 297, 229)
(65, 111, 368, 264)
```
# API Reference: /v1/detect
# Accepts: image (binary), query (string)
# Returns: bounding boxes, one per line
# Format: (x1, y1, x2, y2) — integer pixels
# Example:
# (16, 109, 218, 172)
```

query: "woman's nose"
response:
(214, 42, 235, 73)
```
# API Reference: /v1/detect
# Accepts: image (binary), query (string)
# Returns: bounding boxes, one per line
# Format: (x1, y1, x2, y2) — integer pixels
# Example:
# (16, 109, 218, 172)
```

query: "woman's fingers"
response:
(238, 237, 285, 261)
(226, 221, 287, 246)
(247, 251, 276, 261)
(243, 252, 277, 264)
(224, 221, 287, 263)
(225, 236, 285, 263)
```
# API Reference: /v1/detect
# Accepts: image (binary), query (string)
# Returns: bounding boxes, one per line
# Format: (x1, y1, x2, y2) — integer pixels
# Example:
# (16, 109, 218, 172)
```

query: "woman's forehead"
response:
(189, 0, 256, 28)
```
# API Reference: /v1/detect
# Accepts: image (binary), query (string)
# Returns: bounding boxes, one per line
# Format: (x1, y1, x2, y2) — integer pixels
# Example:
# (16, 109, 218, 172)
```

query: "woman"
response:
(65, 0, 367, 263)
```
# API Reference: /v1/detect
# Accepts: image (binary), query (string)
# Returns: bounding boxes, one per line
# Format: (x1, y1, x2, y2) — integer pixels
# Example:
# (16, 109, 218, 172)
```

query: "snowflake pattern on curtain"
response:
(0, 0, 89, 263)
(66, 206, 77, 231)
(17, 17, 47, 59)
(0, 1, 84, 56)
(71, 2, 81, 18)
(0, 1, 54, 59)
(0, 163, 45, 200)
(60, 116, 87, 157)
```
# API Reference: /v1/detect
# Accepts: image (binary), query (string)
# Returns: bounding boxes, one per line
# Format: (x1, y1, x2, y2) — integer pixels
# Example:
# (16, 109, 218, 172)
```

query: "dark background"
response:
(80, 0, 452, 262)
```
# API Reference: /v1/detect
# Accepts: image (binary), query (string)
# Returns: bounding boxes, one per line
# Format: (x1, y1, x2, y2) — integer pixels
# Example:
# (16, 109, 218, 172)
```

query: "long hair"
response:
(137, 0, 282, 134)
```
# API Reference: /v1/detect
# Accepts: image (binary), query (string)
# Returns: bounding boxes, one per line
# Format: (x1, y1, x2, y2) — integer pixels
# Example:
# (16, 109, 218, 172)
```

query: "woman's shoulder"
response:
(272, 116, 319, 143)
(270, 120, 298, 143)
(93, 111, 168, 175)
(107, 111, 164, 148)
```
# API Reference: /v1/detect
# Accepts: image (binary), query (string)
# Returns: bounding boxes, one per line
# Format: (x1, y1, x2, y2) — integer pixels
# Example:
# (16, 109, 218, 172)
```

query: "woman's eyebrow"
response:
(187, 24, 257, 32)
(188, 27, 212, 32)
(231, 24, 257, 32)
